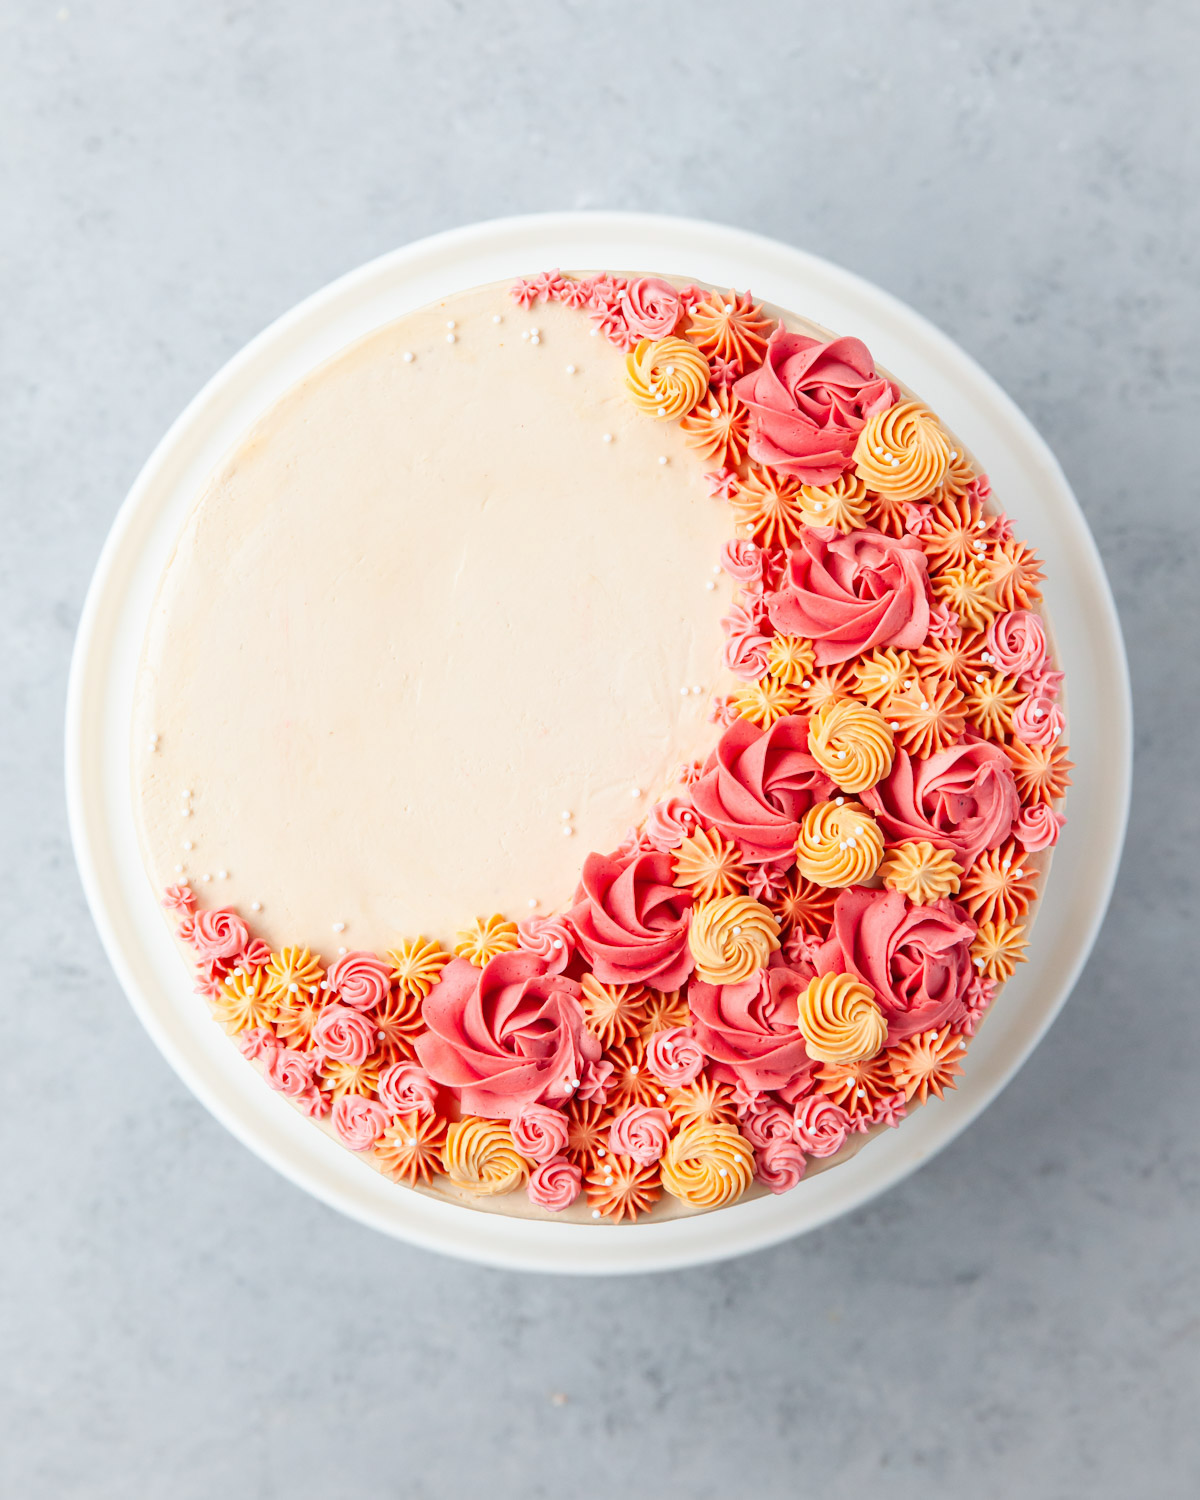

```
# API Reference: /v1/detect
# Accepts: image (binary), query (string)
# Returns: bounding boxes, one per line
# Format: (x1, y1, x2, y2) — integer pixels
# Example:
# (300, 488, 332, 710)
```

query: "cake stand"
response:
(66, 213, 1131, 1274)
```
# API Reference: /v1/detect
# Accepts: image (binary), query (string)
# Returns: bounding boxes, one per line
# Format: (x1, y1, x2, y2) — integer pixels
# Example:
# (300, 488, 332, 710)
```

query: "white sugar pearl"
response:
(591, 1210, 601, 1219)
(596, 1146, 606, 1158)
(173, 863, 183, 873)
(530, 335, 540, 345)
(658, 455, 668, 465)
(251, 901, 262, 912)
(629, 1065, 639, 1076)
(719, 1167, 728, 1177)
(402, 351, 414, 363)
(338, 946, 347, 955)
(562, 825, 574, 837)
(731, 926, 742, 936)
(631, 788, 641, 798)
(691, 685, 702, 695)
(835, 796, 845, 805)
(201, 873, 211, 883)
(492, 314, 502, 324)
(521, 330, 530, 339)
(182, 840, 193, 851)
(565, 364, 576, 374)
(680, 685, 690, 696)
(446, 333, 456, 343)
(705, 580, 716, 590)
(332, 921, 345, 933)
(552, 938, 564, 949)
(217, 870, 228, 880)
(530, 327, 538, 336)
(446, 320, 455, 330)
(528, 898, 538, 908)
(656, 1092, 667, 1102)
(602, 433, 613, 443)
(181, 807, 191, 818)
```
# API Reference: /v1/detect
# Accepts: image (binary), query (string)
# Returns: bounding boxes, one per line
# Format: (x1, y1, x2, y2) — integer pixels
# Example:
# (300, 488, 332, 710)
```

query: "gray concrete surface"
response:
(3, 2, 1197, 1496)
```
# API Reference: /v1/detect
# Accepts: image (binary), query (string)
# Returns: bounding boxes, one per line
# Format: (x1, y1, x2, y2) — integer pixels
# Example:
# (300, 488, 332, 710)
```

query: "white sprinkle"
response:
(338, 946, 347, 956)
(492, 314, 502, 324)
(288, 982, 299, 994)
(658, 455, 668, 465)
(181, 807, 191, 818)
(631, 788, 642, 799)
(719, 1167, 729, 1177)
(975, 957, 985, 968)
(552, 938, 564, 949)
(530, 335, 540, 345)
(521, 329, 530, 340)
(217, 870, 228, 880)
(182, 840, 193, 851)
(891, 457, 900, 467)
(597, 1146, 606, 1158)
(201, 873, 211, 883)
(656, 1092, 667, 1102)
(173, 863, 183, 873)
(562, 825, 574, 837)
(629, 1065, 639, 1076)
(446, 320, 456, 330)
(835, 796, 845, 806)
(657, 406, 667, 416)
(975, 673, 986, 683)
(890, 722, 900, 731)
(1013, 868, 1024, 878)
(680, 685, 690, 696)
(681, 811, 694, 822)
(602, 433, 613, 443)
(403, 351, 413, 362)
(565, 364, 576, 374)
(181, 788, 191, 798)
(560, 809, 571, 820)
(149, 737, 159, 750)
(950, 450, 958, 460)
(705, 580, 716, 590)
(591, 1210, 601, 1219)
(332, 921, 345, 933)
(530, 327, 539, 336)
(446, 333, 456, 343)
(528, 897, 538, 908)
(691, 684, 702, 695)
(920, 700, 929, 712)
(664, 365, 675, 376)
(589, 327, 599, 336)
(836, 748, 847, 758)
(801, 678, 812, 689)
(731, 925, 742, 936)
(251, 901, 262, 912)
(712, 564, 722, 574)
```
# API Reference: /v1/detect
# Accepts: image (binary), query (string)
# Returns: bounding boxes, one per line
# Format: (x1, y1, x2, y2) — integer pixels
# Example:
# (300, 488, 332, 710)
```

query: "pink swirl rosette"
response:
(792, 1094, 853, 1158)
(332, 1093, 389, 1151)
(814, 887, 976, 1043)
(690, 715, 834, 865)
(732, 330, 899, 485)
(687, 962, 817, 1093)
(739, 1102, 795, 1149)
(263, 1045, 326, 1116)
(327, 950, 391, 1012)
(765, 527, 932, 666)
(862, 742, 1020, 866)
(642, 794, 697, 853)
(516, 912, 574, 974)
(620, 276, 683, 339)
(720, 539, 779, 593)
(416, 952, 599, 1119)
(986, 610, 1046, 678)
(722, 599, 774, 680)
(608, 1105, 672, 1166)
(377, 1061, 439, 1116)
(645, 1026, 706, 1087)
(313, 1004, 377, 1066)
(1014, 803, 1064, 852)
(566, 850, 695, 991)
(526, 1157, 583, 1212)
(1012, 692, 1065, 747)
(754, 1136, 808, 1193)
(190, 908, 249, 963)
(510, 1102, 570, 1164)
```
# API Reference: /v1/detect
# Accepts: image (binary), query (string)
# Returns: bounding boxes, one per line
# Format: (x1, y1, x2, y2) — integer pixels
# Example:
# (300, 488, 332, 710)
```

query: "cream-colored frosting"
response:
(133, 284, 733, 953)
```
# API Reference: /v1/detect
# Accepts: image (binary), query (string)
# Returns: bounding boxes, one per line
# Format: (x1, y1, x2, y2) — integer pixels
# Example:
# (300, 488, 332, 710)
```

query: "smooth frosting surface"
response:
(133, 283, 734, 952)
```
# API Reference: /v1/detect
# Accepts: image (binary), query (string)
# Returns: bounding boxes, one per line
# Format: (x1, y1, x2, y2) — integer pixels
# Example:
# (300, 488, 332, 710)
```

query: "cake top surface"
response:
(134, 282, 752, 951)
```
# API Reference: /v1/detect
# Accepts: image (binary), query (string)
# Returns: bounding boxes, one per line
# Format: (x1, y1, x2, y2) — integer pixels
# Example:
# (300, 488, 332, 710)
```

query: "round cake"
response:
(134, 270, 1071, 1224)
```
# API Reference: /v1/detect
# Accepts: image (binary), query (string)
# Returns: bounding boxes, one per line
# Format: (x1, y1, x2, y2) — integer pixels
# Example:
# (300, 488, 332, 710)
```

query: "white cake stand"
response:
(65, 213, 1131, 1274)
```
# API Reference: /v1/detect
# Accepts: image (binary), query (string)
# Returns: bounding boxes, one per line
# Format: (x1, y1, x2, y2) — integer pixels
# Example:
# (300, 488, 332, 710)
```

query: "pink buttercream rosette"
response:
(687, 962, 817, 1094)
(862, 741, 1020, 866)
(733, 330, 899, 485)
(415, 952, 599, 1120)
(566, 849, 695, 990)
(766, 527, 933, 667)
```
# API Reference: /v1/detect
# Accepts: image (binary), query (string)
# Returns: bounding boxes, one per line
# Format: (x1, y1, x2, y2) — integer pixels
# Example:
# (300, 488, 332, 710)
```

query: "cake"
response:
(133, 269, 1070, 1224)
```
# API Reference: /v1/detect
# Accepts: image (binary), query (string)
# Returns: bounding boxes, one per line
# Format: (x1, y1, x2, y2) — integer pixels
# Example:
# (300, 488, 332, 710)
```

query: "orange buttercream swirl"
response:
(731, 468, 807, 549)
(660, 1121, 755, 1208)
(686, 288, 774, 368)
(688, 893, 781, 984)
(733, 676, 803, 728)
(387, 936, 450, 997)
(933, 562, 1001, 632)
(970, 919, 1028, 982)
(852, 401, 952, 501)
(680, 386, 749, 466)
(796, 972, 887, 1064)
(878, 841, 963, 904)
(807, 698, 895, 793)
(794, 800, 884, 888)
(453, 915, 519, 967)
(213, 969, 276, 1035)
(443, 1117, 529, 1195)
(263, 946, 324, 1001)
(672, 826, 747, 900)
(624, 337, 709, 420)
(766, 634, 816, 686)
(797, 472, 871, 533)
(374, 1111, 447, 1186)
(884, 675, 967, 758)
(853, 648, 913, 707)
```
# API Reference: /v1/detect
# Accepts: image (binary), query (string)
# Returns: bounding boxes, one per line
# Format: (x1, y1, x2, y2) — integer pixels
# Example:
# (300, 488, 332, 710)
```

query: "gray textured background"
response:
(3, 2, 1197, 1496)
